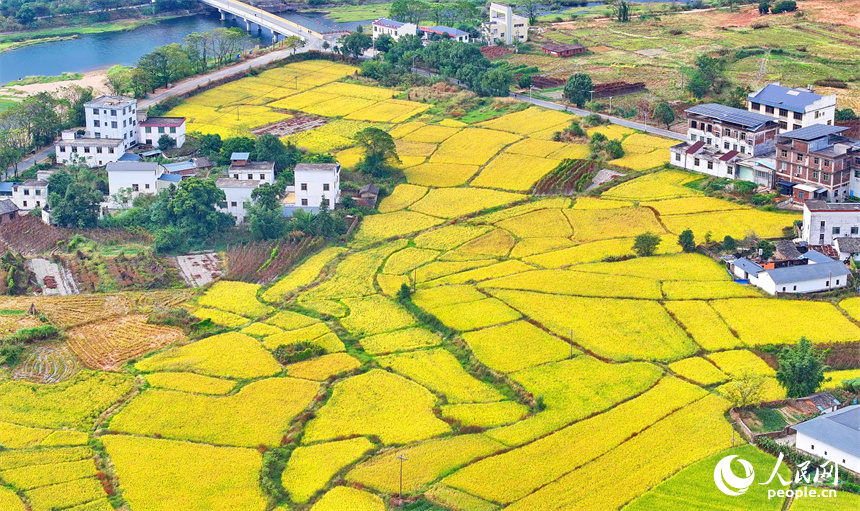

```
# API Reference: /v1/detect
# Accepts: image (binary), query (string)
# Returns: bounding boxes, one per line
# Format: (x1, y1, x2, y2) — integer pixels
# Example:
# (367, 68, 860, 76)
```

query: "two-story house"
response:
(748, 83, 836, 133)
(55, 131, 125, 167)
(11, 179, 48, 211)
(84, 96, 138, 150)
(138, 115, 187, 148)
(670, 104, 780, 181)
(283, 163, 340, 215)
(371, 18, 417, 41)
(801, 199, 860, 246)
(774, 125, 859, 203)
(105, 161, 171, 205)
(227, 153, 275, 184)
(485, 3, 529, 44)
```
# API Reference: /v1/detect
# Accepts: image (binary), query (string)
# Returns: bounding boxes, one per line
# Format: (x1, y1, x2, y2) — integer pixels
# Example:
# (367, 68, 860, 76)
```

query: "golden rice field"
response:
(5, 60, 858, 511)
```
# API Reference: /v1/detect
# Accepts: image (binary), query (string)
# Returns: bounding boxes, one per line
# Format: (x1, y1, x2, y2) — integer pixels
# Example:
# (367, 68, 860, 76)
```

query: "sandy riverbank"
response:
(2, 69, 111, 97)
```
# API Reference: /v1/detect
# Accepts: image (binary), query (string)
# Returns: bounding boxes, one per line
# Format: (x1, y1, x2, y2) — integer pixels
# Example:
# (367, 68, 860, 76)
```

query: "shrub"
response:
(272, 342, 326, 365)
(7, 325, 61, 343)
(771, 0, 796, 13)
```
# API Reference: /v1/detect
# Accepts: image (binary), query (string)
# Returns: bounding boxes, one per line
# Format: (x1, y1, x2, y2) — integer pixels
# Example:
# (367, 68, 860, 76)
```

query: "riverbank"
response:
(1, 69, 110, 99)
(0, 15, 190, 55)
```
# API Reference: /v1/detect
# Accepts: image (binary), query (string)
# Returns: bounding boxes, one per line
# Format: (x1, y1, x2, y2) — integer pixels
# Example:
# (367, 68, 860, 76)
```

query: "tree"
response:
(159, 178, 233, 242)
(218, 136, 256, 165)
(653, 103, 675, 129)
(389, 0, 429, 24)
(521, 0, 541, 24)
(341, 31, 373, 58)
(104, 66, 132, 96)
(158, 134, 176, 151)
(722, 235, 737, 252)
(678, 229, 696, 252)
(49, 170, 103, 229)
(771, 0, 796, 13)
(479, 68, 513, 97)
(248, 183, 287, 240)
(355, 127, 399, 177)
(776, 338, 829, 398)
(184, 31, 213, 74)
(722, 370, 767, 409)
(322, 41, 330, 52)
(606, 139, 624, 159)
(110, 187, 134, 210)
(758, 0, 770, 14)
(686, 74, 709, 99)
(606, 0, 629, 21)
(283, 36, 306, 55)
(255, 134, 299, 173)
(756, 239, 774, 260)
(563, 73, 593, 108)
(632, 232, 661, 257)
(198, 133, 222, 156)
(15, 4, 35, 24)
(375, 34, 395, 53)
(836, 108, 858, 121)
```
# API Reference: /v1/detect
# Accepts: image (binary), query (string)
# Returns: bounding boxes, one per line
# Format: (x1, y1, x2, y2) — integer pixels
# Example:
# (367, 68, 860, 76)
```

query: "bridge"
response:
(199, 0, 346, 44)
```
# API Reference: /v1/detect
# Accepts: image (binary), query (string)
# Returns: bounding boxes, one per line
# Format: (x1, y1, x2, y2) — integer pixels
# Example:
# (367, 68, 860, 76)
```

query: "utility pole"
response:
(396, 454, 408, 499)
(569, 330, 575, 359)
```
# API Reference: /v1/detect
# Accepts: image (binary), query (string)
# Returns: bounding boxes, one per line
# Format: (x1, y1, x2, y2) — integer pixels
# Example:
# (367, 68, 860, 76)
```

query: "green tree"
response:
(632, 232, 661, 257)
(248, 183, 287, 241)
(255, 134, 299, 173)
(158, 134, 176, 151)
(521, 0, 541, 24)
(563, 73, 593, 108)
(341, 31, 373, 58)
(158, 178, 234, 242)
(776, 337, 829, 398)
(607, 0, 630, 21)
(722, 235, 737, 252)
(198, 133, 222, 156)
(687, 74, 709, 99)
(355, 127, 399, 177)
(375, 34, 396, 53)
(758, 0, 770, 14)
(49, 170, 103, 228)
(218, 136, 256, 165)
(15, 4, 35, 24)
(283, 36, 306, 55)
(836, 108, 858, 121)
(756, 239, 774, 259)
(678, 229, 696, 252)
(606, 139, 624, 159)
(653, 102, 675, 129)
(389, 0, 429, 24)
(479, 68, 513, 97)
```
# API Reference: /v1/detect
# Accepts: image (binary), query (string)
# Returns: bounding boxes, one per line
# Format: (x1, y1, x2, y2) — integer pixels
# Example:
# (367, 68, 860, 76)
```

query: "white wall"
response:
(219, 186, 254, 224)
(757, 273, 848, 295)
(11, 184, 47, 211)
(802, 209, 860, 245)
(295, 168, 339, 208)
(55, 141, 124, 168)
(372, 22, 416, 40)
(796, 431, 860, 474)
(139, 122, 186, 148)
(86, 101, 137, 150)
(108, 170, 159, 199)
(671, 149, 737, 179)
(227, 167, 275, 185)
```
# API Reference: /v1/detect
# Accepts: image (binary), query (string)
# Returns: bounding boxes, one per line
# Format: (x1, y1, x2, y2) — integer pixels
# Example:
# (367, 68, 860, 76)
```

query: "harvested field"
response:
(66, 314, 185, 371)
(251, 114, 328, 137)
(0, 293, 133, 328)
(176, 252, 224, 287)
(11, 343, 79, 383)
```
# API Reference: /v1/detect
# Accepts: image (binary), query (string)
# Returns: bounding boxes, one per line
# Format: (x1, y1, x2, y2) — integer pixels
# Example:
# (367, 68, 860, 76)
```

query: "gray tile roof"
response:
(765, 260, 849, 284)
(295, 163, 340, 172)
(793, 405, 860, 458)
(374, 17, 405, 29)
(804, 200, 860, 212)
(732, 258, 764, 275)
(215, 178, 261, 188)
(779, 124, 849, 141)
(686, 104, 777, 129)
(835, 237, 860, 253)
(0, 199, 19, 215)
(106, 162, 161, 172)
(775, 240, 801, 259)
(748, 84, 826, 113)
(801, 250, 835, 264)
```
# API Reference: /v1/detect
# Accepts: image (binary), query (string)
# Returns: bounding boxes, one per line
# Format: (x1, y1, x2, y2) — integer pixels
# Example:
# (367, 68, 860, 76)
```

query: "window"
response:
(132, 184, 139, 192)
(111, 109, 117, 116)
(300, 183, 308, 191)
(796, 153, 804, 162)
(793, 286, 796, 291)
(35, 190, 40, 196)
(23, 189, 29, 196)
(707, 124, 713, 133)
(733, 144, 738, 151)
(779, 108, 788, 117)
(780, 149, 788, 158)
(109, 148, 114, 153)
(694, 158, 700, 166)
(7, 214, 12, 220)
(691, 121, 698, 129)
(765, 105, 774, 114)
(94, 132, 100, 138)
(779, 121, 788, 130)
(259, 174, 265, 180)
(724, 142, 730, 150)
(793, 112, 802, 120)
(60, 146, 66, 152)
(707, 138, 712, 145)
(852, 227, 858, 235)
(727, 166, 733, 175)
(707, 161, 713, 170)
(94, 120, 100, 127)
(145, 184, 150, 189)
(824, 160, 830, 167)
(740, 132, 746, 141)
(301, 198, 308, 206)
(323, 183, 330, 191)
(823, 174, 829, 182)
(247, 174, 253, 180)
(751, 102, 760, 111)
(836, 280, 840, 286)
(219, 201, 227, 208)
(111, 121, 117, 129)
(813, 157, 819, 165)
(233, 174, 239, 179)
(231, 201, 238, 207)
(122, 120, 126, 127)
(22, 201, 26, 208)
(170, 127, 176, 134)
(833, 227, 841, 235)
(813, 171, 819, 179)
(83, 147, 90, 153)
(675, 152, 681, 161)
(146, 139, 152, 145)
(145, 127, 151, 133)
(780, 162, 787, 170)
(158, 127, 165, 134)
(793, 124, 801, 130)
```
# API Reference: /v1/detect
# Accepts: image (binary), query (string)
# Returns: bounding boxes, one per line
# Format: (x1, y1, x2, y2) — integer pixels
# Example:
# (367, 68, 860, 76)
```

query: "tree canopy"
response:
(563, 73, 593, 108)
(776, 337, 829, 398)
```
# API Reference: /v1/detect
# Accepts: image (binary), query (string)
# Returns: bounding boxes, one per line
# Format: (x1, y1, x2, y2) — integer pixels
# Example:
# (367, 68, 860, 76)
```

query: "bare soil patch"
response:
(175, 252, 223, 287)
(252, 114, 328, 137)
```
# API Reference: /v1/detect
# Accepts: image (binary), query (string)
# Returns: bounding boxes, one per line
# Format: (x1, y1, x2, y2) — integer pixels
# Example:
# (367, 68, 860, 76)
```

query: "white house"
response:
(371, 18, 417, 41)
(55, 130, 125, 167)
(138, 116, 187, 148)
(485, 2, 529, 45)
(215, 178, 259, 224)
(227, 153, 275, 184)
(729, 250, 849, 295)
(834, 237, 860, 262)
(419, 25, 470, 43)
(11, 179, 48, 211)
(748, 83, 837, 133)
(106, 161, 166, 201)
(84, 96, 138, 150)
(283, 163, 340, 215)
(801, 200, 860, 246)
(793, 405, 860, 475)
(670, 104, 780, 180)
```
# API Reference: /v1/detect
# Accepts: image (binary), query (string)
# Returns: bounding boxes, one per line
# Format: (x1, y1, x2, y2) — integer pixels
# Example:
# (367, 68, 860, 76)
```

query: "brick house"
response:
(773, 125, 859, 203)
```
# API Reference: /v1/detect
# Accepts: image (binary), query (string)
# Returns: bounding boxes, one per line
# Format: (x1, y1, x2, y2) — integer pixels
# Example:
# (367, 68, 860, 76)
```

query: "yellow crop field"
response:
(490, 290, 695, 361)
(426, 484, 498, 511)
(462, 321, 572, 373)
(267, 310, 320, 330)
(310, 487, 385, 511)
(707, 350, 775, 377)
(102, 435, 267, 511)
(409, 187, 526, 218)
(198, 281, 270, 317)
(0, 422, 53, 448)
(664, 300, 744, 351)
(547, 143, 590, 160)
(662, 280, 761, 299)
(412, 284, 487, 309)
(311, 332, 347, 353)
(823, 369, 860, 389)
(644, 196, 747, 216)
(403, 162, 481, 187)
(303, 369, 450, 445)
(25, 477, 106, 511)
(574, 253, 727, 280)
(144, 372, 235, 395)
(668, 357, 729, 386)
(609, 150, 670, 171)
(402, 124, 461, 143)
(523, 235, 680, 268)
(455, 229, 516, 257)
(661, 209, 799, 243)
(427, 260, 534, 286)
(478, 107, 573, 135)
(394, 139, 436, 158)
(711, 298, 860, 345)
(602, 170, 702, 201)
(510, 237, 575, 258)
(192, 308, 249, 327)
(39, 430, 88, 447)
(377, 348, 504, 403)
(383, 247, 440, 275)
(496, 208, 572, 238)
(298, 297, 348, 318)
(480, 269, 662, 300)
(471, 153, 560, 191)
(470, 197, 570, 224)
(378, 184, 428, 213)
(414, 224, 492, 251)
(282, 437, 375, 503)
(441, 401, 529, 427)
(264, 323, 331, 349)
(340, 295, 417, 336)
(0, 371, 133, 430)
(428, 297, 522, 331)
(565, 206, 665, 242)
(346, 98, 430, 122)
(840, 297, 859, 320)
(431, 129, 521, 166)
(586, 124, 636, 140)
(0, 488, 24, 511)
(303, 240, 407, 299)
(262, 247, 347, 303)
(241, 322, 283, 337)
(0, 446, 93, 471)
(1, 458, 96, 490)
(353, 210, 445, 244)
(286, 353, 360, 381)
(135, 332, 282, 379)
(359, 327, 443, 355)
(623, 133, 679, 151)
(314, 81, 396, 100)
(110, 378, 319, 447)
(505, 138, 569, 157)
(346, 434, 505, 494)
(572, 197, 634, 209)
(67, 314, 184, 371)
